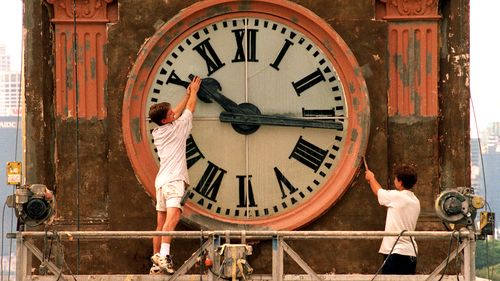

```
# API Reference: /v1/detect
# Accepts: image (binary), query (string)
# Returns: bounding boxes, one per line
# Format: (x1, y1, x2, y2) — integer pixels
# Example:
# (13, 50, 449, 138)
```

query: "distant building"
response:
(0, 43, 20, 257)
(0, 43, 21, 117)
(473, 123, 500, 234)
(471, 138, 481, 188)
(0, 44, 11, 72)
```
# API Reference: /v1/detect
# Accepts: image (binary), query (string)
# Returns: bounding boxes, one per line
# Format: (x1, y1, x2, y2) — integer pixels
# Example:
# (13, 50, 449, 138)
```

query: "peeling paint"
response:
(131, 117, 141, 143)
(348, 82, 355, 94)
(90, 57, 96, 79)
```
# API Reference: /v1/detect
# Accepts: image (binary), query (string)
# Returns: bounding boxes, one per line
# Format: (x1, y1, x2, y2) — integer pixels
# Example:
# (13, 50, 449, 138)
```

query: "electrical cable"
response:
(455, 233, 460, 281)
(437, 229, 457, 281)
(51, 231, 77, 281)
(71, 0, 81, 274)
(3, 2, 26, 279)
(370, 229, 416, 281)
(471, 96, 489, 213)
(469, 1, 493, 277)
(200, 230, 204, 281)
(471, 93, 493, 281)
(1, 201, 7, 281)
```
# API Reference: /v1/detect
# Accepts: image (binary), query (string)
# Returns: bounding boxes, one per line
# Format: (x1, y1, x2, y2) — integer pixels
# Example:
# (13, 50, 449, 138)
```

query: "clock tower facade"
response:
(24, 0, 470, 274)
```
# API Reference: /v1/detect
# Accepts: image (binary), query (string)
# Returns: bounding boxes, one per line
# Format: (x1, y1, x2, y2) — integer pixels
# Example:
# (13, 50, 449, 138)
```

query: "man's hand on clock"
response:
(189, 74, 243, 114)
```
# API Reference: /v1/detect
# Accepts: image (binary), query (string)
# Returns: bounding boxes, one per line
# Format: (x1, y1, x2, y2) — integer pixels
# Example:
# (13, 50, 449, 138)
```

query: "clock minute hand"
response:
(219, 112, 343, 130)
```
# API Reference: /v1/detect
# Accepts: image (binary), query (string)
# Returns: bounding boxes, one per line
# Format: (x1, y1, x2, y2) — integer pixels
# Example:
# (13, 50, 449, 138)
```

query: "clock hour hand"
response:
(189, 74, 241, 113)
(219, 111, 343, 130)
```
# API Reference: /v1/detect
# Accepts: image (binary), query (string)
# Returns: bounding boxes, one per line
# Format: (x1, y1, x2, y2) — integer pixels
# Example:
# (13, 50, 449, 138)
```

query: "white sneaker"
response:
(151, 253, 161, 266)
(151, 253, 174, 274)
(149, 264, 163, 275)
(158, 255, 174, 274)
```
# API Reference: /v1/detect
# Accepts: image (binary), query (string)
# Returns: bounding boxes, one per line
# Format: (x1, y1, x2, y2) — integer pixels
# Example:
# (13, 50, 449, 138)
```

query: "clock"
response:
(123, 0, 370, 230)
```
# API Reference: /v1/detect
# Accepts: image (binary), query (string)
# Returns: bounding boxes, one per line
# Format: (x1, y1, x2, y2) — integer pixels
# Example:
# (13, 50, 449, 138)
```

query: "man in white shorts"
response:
(147, 76, 201, 274)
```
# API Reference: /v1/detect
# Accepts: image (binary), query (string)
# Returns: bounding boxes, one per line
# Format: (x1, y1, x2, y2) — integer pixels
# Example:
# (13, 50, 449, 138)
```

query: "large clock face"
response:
(123, 0, 370, 230)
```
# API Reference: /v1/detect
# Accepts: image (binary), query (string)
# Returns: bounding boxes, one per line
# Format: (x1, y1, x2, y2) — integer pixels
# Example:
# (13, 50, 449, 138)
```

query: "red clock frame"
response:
(123, 0, 370, 230)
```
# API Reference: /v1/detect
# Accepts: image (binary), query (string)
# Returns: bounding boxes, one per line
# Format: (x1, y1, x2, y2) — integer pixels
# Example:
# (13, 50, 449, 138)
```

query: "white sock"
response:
(160, 243, 170, 257)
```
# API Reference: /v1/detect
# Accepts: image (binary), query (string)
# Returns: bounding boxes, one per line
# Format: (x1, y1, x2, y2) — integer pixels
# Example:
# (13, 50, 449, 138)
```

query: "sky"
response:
(0, 0, 498, 132)
(0, 0, 22, 72)
(470, 0, 500, 133)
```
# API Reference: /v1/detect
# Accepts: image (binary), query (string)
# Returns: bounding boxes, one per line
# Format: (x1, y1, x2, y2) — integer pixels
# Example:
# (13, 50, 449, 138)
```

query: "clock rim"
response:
(123, 0, 370, 230)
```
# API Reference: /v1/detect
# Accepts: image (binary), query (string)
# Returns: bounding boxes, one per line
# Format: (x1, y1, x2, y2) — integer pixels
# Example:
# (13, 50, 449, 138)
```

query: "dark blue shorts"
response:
(381, 253, 417, 275)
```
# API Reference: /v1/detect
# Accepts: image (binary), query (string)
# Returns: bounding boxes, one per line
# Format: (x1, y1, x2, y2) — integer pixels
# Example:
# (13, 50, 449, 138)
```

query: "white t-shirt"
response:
(152, 109, 193, 189)
(377, 188, 420, 256)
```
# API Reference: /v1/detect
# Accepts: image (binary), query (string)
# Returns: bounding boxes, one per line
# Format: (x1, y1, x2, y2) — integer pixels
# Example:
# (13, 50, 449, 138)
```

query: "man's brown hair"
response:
(149, 102, 171, 126)
(394, 165, 417, 189)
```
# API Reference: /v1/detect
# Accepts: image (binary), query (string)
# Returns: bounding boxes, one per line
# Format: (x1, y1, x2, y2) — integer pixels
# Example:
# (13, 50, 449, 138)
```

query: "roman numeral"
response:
(302, 108, 336, 117)
(270, 39, 294, 71)
(192, 38, 226, 76)
(232, 29, 258, 62)
(194, 161, 226, 202)
(274, 167, 298, 199)
(289, 136, 328, 172)
(236, 175, 257, 207)
(186, 135, 204, 169)
(166, 70, 190, 88)
(292, 68, 326, 96)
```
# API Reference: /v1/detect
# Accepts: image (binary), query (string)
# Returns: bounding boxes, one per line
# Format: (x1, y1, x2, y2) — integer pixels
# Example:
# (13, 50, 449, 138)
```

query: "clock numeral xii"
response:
(232, 29, 258, 62)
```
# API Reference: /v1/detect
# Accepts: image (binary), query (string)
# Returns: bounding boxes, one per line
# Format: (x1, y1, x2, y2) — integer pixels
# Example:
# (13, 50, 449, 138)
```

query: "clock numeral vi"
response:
(166, 70, 190, 88)
(232, 29, 258, 62)
(289, 136, 328, 173)
(270, 39, 294, 71)
(186, 135, 204, 169)
(274, 167, 298, 199)
(236, 175, 257, 207)
(292, 68, 326, 96)
(193, 38, 226, 76)
(194, 161, 226, 202)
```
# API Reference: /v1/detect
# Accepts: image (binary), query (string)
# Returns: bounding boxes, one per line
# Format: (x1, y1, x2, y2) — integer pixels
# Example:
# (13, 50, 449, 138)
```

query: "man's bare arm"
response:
(172, 76, 201, 118)
(172, 93, 190, 119)
(186, 76, 201, 113)
(365, 169, 382, 197)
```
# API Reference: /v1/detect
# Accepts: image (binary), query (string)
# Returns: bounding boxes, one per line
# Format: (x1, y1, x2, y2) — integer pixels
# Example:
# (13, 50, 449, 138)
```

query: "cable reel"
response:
(434, 187, 484, 227)
(6, 184, 55, 227)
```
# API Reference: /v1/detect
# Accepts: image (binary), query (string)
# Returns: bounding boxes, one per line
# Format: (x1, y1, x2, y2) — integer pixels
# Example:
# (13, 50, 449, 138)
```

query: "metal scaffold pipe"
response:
(9, 230, 472, 240)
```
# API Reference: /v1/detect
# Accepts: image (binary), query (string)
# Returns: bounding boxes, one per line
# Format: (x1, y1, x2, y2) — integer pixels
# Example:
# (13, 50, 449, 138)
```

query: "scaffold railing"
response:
(10, 229, 477, 281)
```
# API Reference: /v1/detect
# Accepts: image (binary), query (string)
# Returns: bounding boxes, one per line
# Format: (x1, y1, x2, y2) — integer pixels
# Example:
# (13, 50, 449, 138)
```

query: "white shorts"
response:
(156, 180, 186, 211)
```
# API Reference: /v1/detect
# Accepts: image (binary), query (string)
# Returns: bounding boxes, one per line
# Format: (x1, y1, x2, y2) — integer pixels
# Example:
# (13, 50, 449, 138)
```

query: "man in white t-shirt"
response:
(147, 76, 201, 274)
(365, 165, 420, 275)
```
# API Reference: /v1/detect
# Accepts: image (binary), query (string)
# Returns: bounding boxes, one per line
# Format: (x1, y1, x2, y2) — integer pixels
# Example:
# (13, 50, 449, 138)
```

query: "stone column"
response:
(46, 0, 116, 119)
(44, 0, 117, 273)
(378, 0, 441, 218)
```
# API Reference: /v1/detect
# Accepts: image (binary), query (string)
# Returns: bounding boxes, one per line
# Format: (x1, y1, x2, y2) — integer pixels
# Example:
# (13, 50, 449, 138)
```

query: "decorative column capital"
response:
(46, 0, 115, 23)
(379, 0, 440, 20)
(45, 0, 116, 119)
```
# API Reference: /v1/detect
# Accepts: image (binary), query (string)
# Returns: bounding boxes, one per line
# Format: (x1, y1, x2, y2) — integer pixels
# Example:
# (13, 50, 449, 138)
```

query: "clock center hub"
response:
(231, 103, 261, 135)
